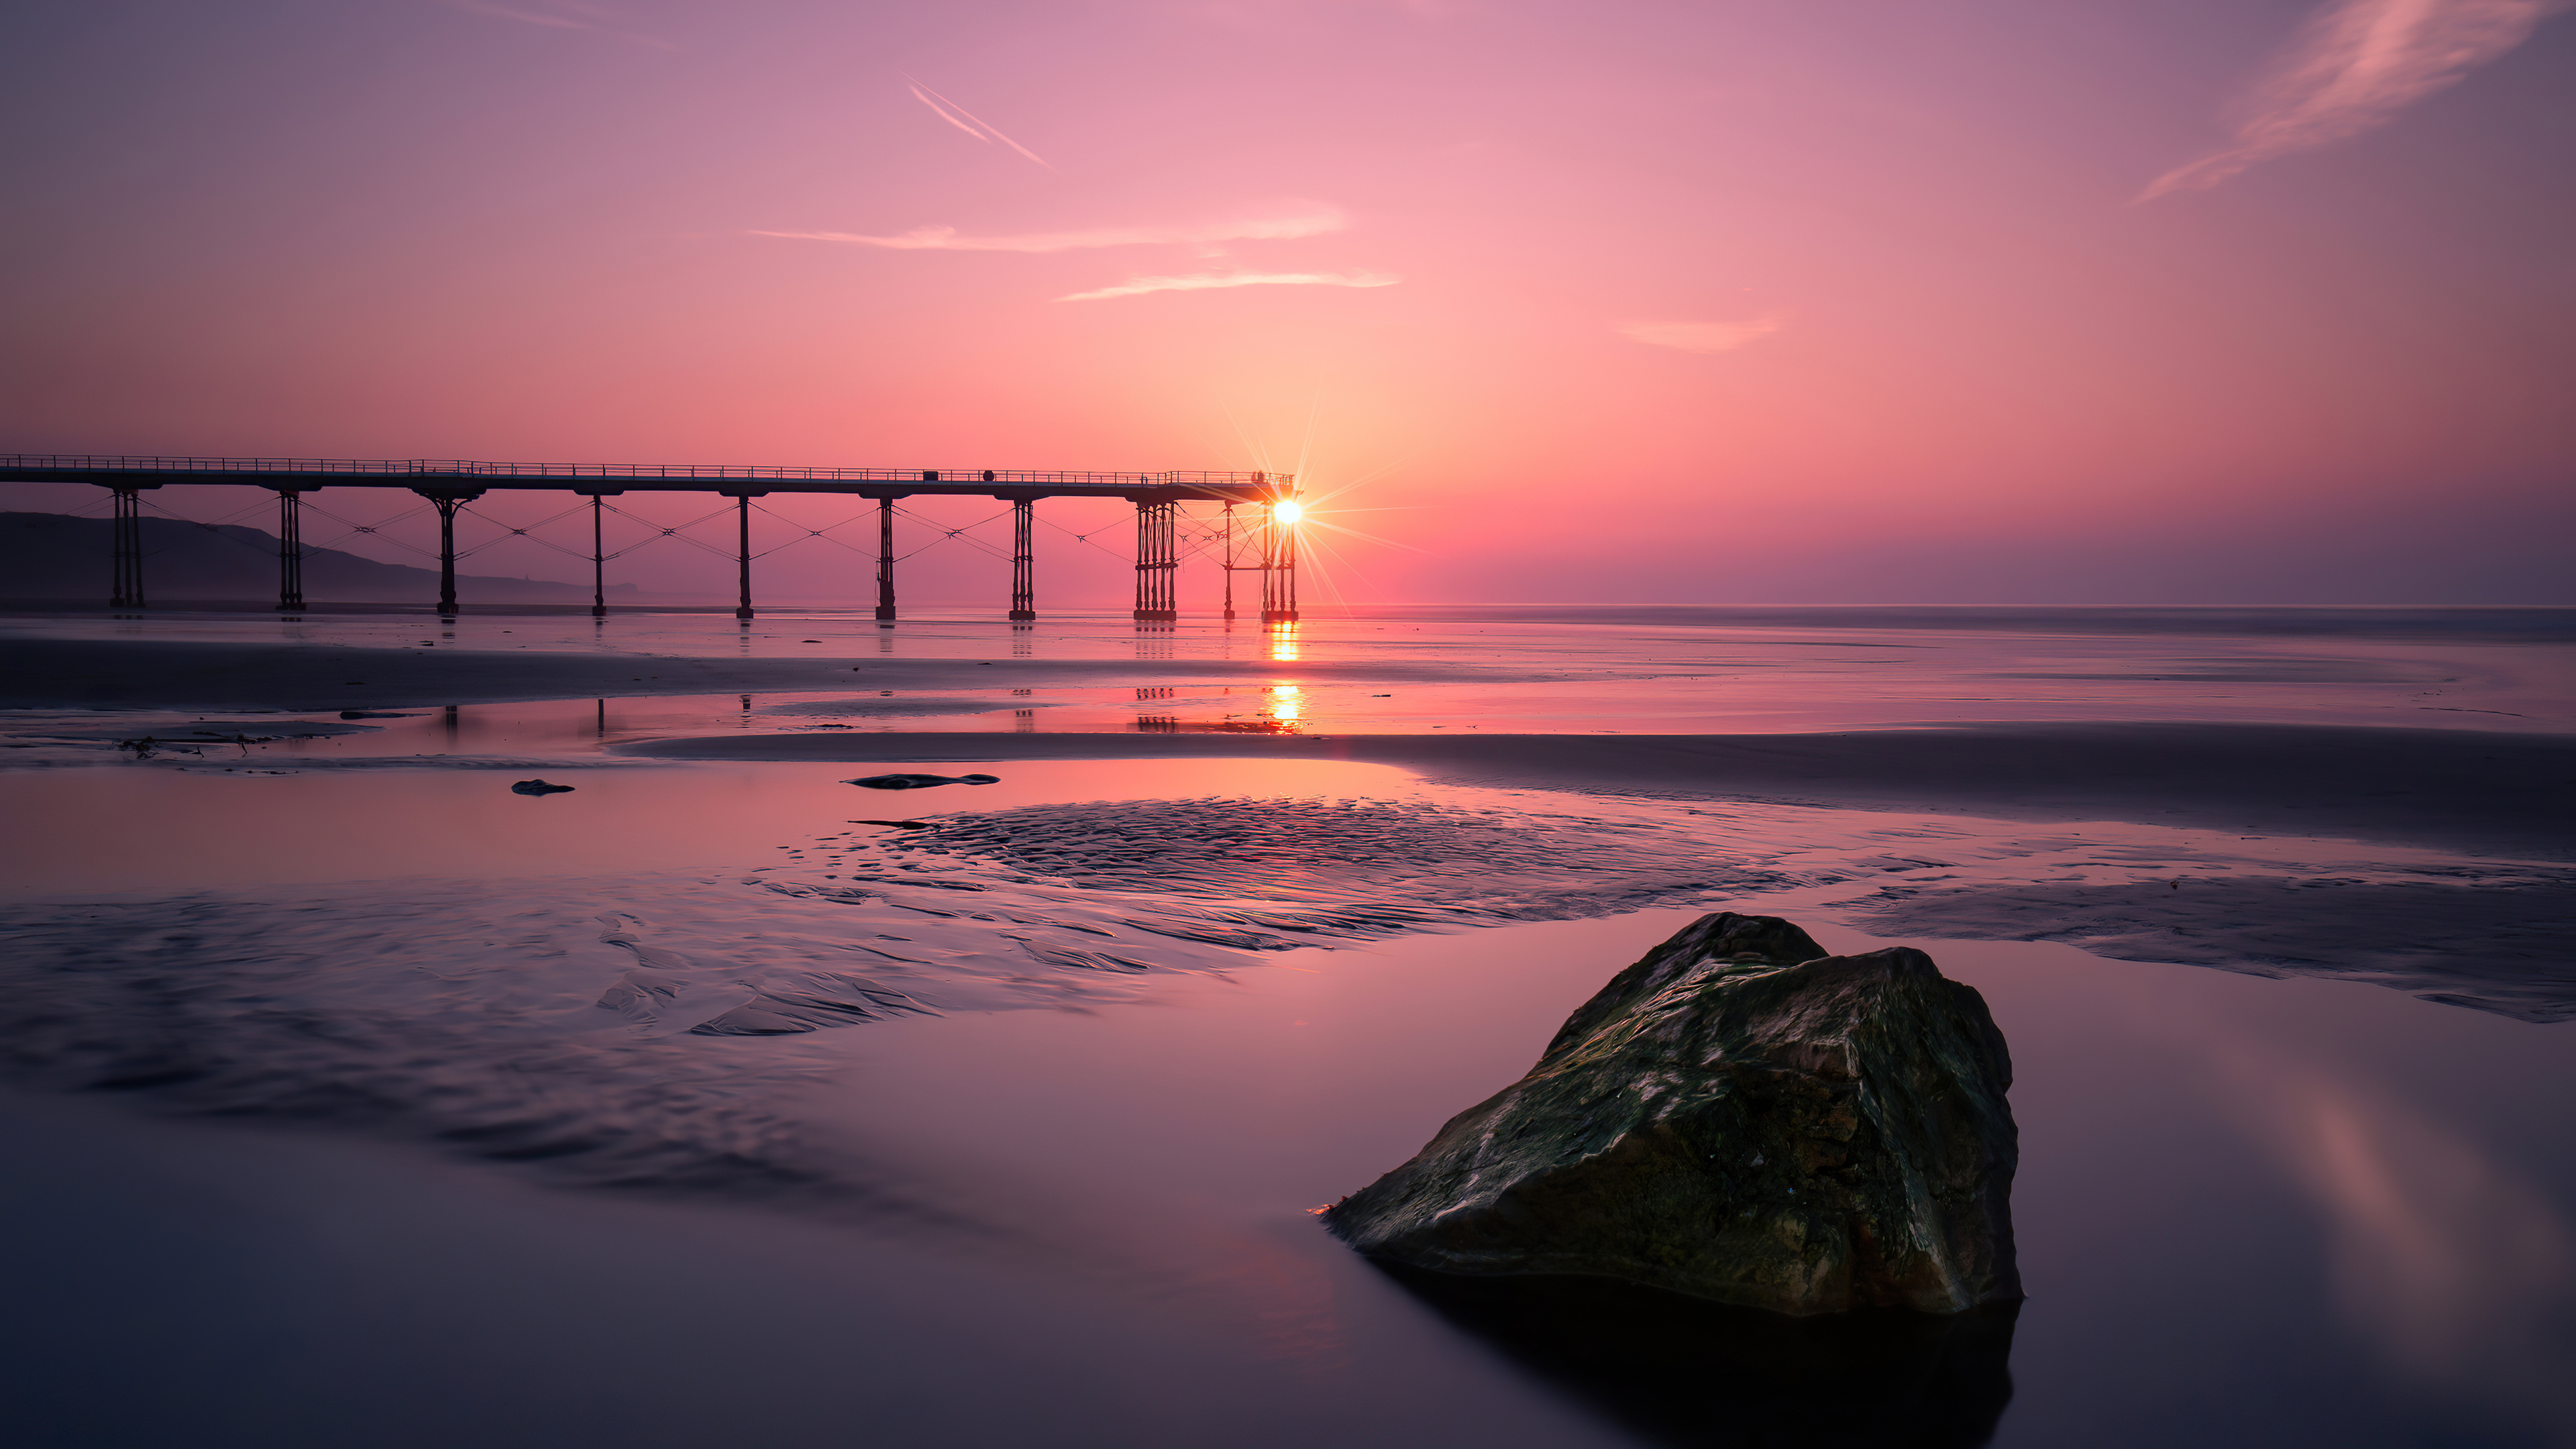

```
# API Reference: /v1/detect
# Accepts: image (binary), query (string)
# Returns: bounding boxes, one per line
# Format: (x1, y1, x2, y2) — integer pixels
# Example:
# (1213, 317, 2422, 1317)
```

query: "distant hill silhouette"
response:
(1, 511, 635, 604)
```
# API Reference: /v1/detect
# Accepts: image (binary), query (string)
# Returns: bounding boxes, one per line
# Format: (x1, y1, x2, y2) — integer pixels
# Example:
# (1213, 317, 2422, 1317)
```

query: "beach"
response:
(17, 0, 2575, 1441)
(3, 605, 2572, 1448)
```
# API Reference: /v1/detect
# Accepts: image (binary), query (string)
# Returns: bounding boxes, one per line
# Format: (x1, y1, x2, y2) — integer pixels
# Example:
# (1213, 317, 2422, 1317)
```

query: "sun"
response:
(1271, 499, 1303, 525)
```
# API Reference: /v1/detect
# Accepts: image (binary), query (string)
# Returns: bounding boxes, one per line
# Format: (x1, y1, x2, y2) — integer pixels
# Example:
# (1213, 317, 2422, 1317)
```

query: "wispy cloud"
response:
(907, 78, 1050, 167)
(751, 210, 1347, 254)
(1620, 316, 1784, 354)
(449, 1, 676, 50)
(2144, 0, 2568, 199)
(1057, 271, 1401, 303)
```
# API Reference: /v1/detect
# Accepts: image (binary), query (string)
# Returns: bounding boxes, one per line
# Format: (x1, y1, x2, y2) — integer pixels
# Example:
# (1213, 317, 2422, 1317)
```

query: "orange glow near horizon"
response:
(0, 3, 2567, 604)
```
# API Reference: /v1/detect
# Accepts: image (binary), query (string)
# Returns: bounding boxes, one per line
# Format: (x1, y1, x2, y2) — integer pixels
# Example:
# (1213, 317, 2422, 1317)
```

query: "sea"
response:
(2, 604, 2571, 1449)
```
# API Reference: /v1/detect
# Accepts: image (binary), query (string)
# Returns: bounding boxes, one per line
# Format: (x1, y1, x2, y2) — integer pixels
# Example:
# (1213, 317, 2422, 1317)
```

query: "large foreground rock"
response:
(1323, 913, 2021, 1316)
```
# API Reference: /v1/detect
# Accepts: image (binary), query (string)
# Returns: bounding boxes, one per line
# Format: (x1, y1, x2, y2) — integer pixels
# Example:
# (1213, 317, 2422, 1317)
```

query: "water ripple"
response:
(3, 787, 2565, 1218)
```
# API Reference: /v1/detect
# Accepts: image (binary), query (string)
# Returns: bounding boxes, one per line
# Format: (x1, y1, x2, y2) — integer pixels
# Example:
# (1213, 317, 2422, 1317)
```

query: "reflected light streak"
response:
(1267, 623, 1299, 662)
(2282, 1071, 2573, 1377)
(1271, 684, 1301, 722)
(2173, 1017, 2576, 1401)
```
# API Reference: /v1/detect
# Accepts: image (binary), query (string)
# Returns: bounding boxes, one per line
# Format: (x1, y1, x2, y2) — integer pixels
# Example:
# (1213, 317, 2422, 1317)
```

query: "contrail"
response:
(2143, 0, 2568, 199)
(906, 77, 1050, 168)
(908, 85, 993, 144)
(454, 1, 588, 30)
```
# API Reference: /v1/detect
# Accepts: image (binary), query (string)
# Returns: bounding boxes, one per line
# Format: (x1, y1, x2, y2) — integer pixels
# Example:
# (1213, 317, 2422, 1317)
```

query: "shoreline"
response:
(0, 637, 1514, 712)
(617, 725, 2576, 861)
(11, 600, 2575, 639)
(5, 636, 2571, 859)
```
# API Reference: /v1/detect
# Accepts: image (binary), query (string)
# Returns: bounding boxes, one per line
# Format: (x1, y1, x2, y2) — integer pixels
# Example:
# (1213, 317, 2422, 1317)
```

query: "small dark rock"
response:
(845, 773, 1000, 790)
(511, 779, 576, 796)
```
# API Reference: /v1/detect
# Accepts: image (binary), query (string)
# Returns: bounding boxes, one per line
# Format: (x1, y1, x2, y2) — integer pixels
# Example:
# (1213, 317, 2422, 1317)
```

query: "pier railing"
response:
(0, 455, 1273, 488)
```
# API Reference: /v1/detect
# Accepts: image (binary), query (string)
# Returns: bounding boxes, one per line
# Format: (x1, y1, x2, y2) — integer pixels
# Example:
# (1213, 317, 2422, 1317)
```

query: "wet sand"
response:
(11, 634, 2573, 859)
(7, 912, 2571, 1449)
(620, 726, 2576, 861)
(4, 611, 2573, 1446)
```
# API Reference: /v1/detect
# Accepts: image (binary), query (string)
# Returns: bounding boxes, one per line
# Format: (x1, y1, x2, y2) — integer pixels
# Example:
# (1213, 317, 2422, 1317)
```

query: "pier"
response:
(0, 455, 1299, 623)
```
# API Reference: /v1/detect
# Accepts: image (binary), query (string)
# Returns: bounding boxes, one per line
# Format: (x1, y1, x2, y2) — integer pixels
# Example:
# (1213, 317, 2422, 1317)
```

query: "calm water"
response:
(2, 606, 2569, 1448)
(8, 602, 2574, 735)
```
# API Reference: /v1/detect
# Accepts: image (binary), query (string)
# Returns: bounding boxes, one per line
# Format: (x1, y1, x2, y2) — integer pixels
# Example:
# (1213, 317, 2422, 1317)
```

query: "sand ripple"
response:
(820, 795, 1780, 922)
(2, 788, 2565, 1214)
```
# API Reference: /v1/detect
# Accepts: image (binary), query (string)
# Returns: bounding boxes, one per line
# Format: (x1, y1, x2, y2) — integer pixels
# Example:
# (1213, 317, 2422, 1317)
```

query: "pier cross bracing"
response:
(1, 456, 1301, 623)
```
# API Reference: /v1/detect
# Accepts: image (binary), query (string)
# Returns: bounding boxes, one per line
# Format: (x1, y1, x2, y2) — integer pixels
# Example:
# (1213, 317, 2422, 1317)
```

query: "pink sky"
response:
(4, 0, 2571, 605)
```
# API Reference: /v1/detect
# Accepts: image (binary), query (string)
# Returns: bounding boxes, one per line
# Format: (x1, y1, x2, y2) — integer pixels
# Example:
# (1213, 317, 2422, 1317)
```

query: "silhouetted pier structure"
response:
(1, 456, 1300, 623)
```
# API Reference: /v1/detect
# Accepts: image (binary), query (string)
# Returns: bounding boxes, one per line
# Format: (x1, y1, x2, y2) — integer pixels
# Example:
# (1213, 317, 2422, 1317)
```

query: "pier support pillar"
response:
(272, 488, 305, 612)
(1220, 502, 1236, 621)
(109, 486, 147, 608)
(572, 486, 622, 618)
(734, 494, 755, 621)
(875, 497, 897, 623)
(414, 488, 484, 616)
(1008, 497, 1035, 621)
(1133, 500, 1176, 621)
(1260, 495, 1299, 624)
